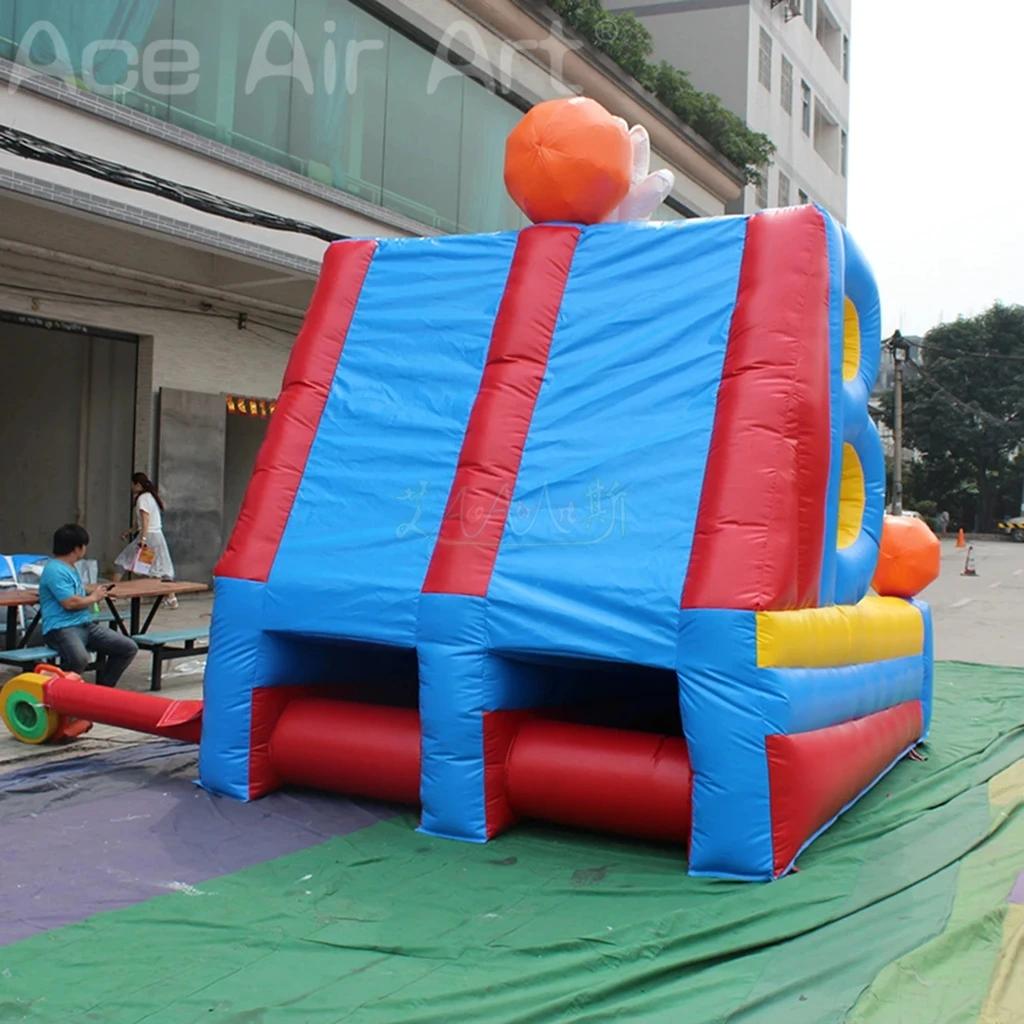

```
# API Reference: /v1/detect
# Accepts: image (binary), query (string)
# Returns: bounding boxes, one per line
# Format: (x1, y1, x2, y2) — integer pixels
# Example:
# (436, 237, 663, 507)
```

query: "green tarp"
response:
(2, 662, 1023, 1023)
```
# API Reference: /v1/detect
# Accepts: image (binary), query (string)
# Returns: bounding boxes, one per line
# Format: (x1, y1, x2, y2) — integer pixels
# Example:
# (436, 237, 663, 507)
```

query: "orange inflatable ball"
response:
(872, 514, 941, 599)
(505, 97, 633, 225)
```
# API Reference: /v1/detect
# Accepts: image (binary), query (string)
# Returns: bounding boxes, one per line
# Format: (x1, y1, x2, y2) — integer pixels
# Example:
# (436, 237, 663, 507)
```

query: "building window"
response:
(841, 130, 849, 177)
(815, 1, 843, 70)
(780, 57, 793, 114)
(755, 170, 770, 210)
(801, 81, 812, 135)
(778, 172, 791, 207)
(5, 0, 525, 235)
(814, 100, 841, 172)
(798, 188, 809, 204)
(758, 28, 773, 91)
(805, 0, 814, 32)
(842, 34, 850, 81)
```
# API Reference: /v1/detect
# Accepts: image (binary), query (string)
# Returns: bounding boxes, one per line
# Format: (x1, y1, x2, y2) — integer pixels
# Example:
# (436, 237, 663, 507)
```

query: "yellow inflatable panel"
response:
(843, 296, 861, 382)
(756, 596, 924, 669)
(837, 442, 865, 550)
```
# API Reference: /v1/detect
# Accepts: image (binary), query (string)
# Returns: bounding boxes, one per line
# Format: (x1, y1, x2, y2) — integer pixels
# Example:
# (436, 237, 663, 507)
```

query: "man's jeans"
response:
(44, 623, 139, 688)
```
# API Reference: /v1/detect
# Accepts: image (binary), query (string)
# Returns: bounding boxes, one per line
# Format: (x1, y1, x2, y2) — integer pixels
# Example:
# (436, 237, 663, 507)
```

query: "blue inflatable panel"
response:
(266, 233, 518, 646)
(677, 608, 774, 880)
(199, 577, 267, 799)
(819, 211, 846, 606)
(914, 599, 935, 737)
(486, 218, 748, 667)
(762, 657, 925, 734)
(417, 594, 490, 841)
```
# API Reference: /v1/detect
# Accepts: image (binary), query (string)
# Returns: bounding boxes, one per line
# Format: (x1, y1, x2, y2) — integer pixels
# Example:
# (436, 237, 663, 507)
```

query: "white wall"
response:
(623, 0, 851, 222)
(626, 0, 751, 116)
(744, 0, 850, 220)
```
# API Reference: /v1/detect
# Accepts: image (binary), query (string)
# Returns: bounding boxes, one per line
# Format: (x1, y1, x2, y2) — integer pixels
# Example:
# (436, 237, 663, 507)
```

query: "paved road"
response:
(922, 537, 1024, 667)
(1, 540, 1021, 768)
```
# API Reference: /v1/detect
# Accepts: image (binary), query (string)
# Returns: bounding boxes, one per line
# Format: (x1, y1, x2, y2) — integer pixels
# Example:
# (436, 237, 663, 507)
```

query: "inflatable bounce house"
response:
(196, 98, 938, 881)
(1, 99, 940, 881)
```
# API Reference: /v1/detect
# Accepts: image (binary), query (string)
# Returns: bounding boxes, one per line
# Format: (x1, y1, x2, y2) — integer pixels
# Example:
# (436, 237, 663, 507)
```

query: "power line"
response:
(0, 280, 299, 327)
(907, 356, 1020, 431)
(914, 342, 1024, 364)
(0, 124, 347, 244)
(0, 279, 246, 321)
(0, 279, 301, 339)
(244, 323, 295, 346)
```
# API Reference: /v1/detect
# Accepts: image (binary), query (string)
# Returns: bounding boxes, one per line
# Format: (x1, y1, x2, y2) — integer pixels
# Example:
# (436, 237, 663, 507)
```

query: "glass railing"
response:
(0, 0, 528, 234)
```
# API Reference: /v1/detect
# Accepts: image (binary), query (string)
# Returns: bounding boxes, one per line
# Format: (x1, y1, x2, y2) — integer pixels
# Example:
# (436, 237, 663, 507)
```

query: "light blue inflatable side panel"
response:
(835, 226, 885, 605)
(913, 598, 935, 738)
(677, 608, 776, 881)
(486, 218, 748, 668)
(843, 226, 883, 406)
(761, 656, 926, 734)
(417, 593, 491, 842)
(199, 577, 266, 800)
(266, 233, 518, 646)
(819, 210, 846, 607)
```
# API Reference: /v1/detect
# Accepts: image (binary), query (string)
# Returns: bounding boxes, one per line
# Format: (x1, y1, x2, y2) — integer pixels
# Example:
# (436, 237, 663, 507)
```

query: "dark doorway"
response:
(0, 314, 137, 568)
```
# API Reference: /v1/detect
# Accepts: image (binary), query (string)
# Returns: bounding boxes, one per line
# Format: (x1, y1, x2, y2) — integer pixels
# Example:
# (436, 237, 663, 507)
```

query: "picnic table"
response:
(1, 580, 208, 650)
(0, 589, 40, 650)
(103, 580, 209, 637)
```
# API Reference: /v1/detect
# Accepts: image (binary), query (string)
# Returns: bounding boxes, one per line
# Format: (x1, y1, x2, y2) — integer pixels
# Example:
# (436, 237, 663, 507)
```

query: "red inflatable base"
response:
(766, 700, 923, 877)
(266, 700, 694, 845)
(270, 698, 421, 805)
(507, 719, 692, 844)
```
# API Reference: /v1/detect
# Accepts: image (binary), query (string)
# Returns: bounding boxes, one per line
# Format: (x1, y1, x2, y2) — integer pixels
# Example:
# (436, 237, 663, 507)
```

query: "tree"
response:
(882, 304, 1024, 531)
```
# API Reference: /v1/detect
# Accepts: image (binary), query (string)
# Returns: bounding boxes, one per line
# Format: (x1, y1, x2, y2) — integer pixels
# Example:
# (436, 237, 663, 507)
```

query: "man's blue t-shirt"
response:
(39, 560, 92, 633)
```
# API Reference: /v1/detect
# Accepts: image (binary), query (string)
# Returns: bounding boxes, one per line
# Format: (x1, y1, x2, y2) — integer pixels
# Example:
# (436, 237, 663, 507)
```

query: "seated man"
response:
(39, 524, 138, 687)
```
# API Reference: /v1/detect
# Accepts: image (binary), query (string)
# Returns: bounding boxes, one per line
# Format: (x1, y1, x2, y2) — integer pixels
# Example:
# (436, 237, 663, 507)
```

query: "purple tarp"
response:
(0, 742, 396, 945)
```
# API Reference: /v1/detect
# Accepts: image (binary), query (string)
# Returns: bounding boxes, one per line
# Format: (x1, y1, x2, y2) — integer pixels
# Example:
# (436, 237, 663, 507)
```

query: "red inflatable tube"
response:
(506, 719, 692, 844)
(270, 699, 421, 805)
(44, 678, 203, 744)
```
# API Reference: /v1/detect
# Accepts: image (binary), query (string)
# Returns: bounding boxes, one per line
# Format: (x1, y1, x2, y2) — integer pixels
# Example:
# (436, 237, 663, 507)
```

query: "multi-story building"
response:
(0, 0, 749, 577)
(613, 0, 851, 222)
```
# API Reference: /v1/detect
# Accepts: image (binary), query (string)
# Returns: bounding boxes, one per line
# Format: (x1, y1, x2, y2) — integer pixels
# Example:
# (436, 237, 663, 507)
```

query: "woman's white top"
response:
(136, 492, 163, 532)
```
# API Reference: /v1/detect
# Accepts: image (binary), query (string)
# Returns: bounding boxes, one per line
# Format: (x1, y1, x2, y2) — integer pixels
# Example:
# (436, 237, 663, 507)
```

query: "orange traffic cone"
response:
(956, 528, 966, 548)
(961, 546, 977, 577)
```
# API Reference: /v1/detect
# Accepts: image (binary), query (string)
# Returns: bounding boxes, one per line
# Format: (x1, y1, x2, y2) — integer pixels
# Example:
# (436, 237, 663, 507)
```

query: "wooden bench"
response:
(132, 629, 209, 692)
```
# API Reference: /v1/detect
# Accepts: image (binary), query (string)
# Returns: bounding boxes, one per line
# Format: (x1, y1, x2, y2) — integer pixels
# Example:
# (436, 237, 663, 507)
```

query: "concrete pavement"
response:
(921, 537, 1024, 667)
(1, 537, 1021, 770)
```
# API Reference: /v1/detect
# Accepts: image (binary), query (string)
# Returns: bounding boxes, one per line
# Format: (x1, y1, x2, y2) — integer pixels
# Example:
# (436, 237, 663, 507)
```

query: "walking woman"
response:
(113, 472, 178, 608)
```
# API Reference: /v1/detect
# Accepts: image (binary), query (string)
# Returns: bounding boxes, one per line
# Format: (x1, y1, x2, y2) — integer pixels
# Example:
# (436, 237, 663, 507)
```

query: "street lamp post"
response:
(891, 331, 909, 516)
